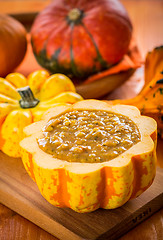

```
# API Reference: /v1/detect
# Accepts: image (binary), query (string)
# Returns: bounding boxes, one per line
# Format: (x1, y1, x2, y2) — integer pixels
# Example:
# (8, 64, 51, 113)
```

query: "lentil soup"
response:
(38, 110, 141, 163)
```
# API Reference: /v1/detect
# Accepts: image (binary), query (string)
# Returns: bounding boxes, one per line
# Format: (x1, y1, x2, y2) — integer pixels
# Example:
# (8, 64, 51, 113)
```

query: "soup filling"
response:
(38, 110, 141, 163)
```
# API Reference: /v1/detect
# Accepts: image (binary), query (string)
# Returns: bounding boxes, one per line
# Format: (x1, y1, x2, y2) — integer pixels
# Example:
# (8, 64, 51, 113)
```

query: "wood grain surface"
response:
(0, 150, 163, 240)
(0, 1, 163, 240)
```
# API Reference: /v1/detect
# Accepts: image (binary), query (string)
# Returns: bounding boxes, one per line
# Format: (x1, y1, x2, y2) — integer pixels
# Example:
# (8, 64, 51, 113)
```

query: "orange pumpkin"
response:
(31, 0, 132, 80)
(0, 14, 27, 77)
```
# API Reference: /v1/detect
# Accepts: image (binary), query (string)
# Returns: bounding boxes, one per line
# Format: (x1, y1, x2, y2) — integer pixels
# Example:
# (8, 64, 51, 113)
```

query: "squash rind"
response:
(20, 100, 157, 213)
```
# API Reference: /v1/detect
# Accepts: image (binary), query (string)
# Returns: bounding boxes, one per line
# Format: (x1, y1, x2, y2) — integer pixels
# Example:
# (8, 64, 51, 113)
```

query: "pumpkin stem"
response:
(67, 8, 84, 24)
(17, 86, 40, 109)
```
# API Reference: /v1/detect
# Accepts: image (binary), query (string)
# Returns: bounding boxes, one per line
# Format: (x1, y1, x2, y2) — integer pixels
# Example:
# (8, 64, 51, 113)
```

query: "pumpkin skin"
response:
(0, 14, 27, 77)
(31, 0, 132, 79)
(20, 100, 157, 213)
(0, 70, 83, 158)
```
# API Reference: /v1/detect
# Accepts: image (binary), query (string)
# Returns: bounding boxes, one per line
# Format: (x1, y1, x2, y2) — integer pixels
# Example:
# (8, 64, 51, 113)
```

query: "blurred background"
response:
(0, 0, 163, 59)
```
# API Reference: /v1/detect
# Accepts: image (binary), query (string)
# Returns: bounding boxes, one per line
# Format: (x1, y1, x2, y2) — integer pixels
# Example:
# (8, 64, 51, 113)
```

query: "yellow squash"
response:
(20, 100, 157, 213)
(0, 70, 83, 157)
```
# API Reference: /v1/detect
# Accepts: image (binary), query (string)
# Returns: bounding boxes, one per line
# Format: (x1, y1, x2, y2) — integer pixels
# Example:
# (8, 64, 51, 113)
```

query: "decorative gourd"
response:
(108, 46, 163, 138)
(0, 70, 83, 158)
(31, 0, 132, 80)
(145, 46, 163, 85)
(0, 14, 27, 77)
(20, 100, 157, 213)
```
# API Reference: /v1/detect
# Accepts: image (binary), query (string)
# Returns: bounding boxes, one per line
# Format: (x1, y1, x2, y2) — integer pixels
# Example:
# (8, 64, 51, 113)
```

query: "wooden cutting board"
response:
(0, 149, 163, 240)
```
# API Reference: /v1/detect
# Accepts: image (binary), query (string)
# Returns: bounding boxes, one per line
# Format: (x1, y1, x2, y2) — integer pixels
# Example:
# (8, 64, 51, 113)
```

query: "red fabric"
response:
(84, 37, 143, 83)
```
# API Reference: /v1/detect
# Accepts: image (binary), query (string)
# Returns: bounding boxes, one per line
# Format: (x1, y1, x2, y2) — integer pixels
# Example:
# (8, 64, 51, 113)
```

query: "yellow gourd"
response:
(0, 70, 83, 157)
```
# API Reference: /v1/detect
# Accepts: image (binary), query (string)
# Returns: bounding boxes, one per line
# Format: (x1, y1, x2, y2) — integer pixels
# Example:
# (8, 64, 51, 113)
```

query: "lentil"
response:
(38, 110, 141, 163)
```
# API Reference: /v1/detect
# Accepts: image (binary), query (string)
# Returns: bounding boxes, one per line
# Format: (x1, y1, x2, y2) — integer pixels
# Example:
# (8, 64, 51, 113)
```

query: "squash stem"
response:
(67, 8, 84, 25)
(17, 86, 40, 109)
